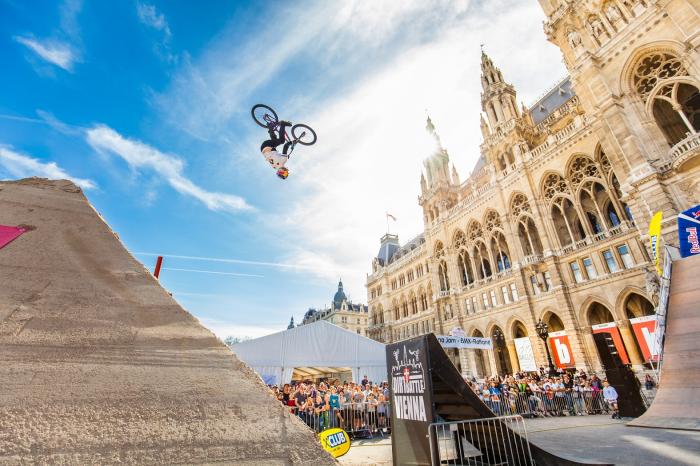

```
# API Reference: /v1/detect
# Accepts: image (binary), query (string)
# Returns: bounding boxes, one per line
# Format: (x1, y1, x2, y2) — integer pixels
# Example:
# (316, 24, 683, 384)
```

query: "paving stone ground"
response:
(339, 416, 700, 465)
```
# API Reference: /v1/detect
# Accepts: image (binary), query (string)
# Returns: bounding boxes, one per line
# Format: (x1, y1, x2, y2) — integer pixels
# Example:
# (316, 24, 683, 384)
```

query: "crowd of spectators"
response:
(269, 375, 391, 435)
(465, 366, 655, 419)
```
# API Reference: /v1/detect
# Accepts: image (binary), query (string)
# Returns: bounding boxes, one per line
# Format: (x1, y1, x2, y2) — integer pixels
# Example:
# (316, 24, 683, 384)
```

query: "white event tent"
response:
(231, 320, 387, 385)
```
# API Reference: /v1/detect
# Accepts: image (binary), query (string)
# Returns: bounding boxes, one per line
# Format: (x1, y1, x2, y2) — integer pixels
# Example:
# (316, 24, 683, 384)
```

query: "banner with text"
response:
(435, 335, 493, 350)
(678, 204, 700, 258)
(630, 315, 659, 362)
(548, 331, 576, 368)
(514, 337, 537, 372)
(591, 322, 629, 364)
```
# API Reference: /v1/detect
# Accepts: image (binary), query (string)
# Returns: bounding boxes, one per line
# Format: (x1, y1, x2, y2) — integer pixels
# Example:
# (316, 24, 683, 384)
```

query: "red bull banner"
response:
(678, 204, 700, 258)
(548, 331, 575, 368)
(630, 315, 659, 362)
(591, 322, 629, 364)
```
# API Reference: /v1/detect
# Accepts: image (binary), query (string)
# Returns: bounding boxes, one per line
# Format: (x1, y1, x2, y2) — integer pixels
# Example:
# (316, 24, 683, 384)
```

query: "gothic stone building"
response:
(366, 0, 700, 378)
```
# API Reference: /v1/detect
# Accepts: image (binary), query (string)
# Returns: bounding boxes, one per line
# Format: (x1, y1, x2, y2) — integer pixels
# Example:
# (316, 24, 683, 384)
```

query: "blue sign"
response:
(678, 204, 700, 258)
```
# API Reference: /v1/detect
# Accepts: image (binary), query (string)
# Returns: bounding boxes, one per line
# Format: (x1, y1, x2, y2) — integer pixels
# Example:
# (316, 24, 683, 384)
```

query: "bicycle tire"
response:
(291, 124, 317, 146)
(251, 104, 278, 128)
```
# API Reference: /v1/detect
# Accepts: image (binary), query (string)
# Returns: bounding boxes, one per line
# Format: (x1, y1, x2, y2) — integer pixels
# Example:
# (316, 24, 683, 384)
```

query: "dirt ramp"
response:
(0, 178, 335, 465)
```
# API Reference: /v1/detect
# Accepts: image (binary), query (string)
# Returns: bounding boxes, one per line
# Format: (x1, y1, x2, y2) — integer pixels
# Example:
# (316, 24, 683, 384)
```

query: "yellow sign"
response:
(649, 211, 663, 275)
(319, 428, 350, 458)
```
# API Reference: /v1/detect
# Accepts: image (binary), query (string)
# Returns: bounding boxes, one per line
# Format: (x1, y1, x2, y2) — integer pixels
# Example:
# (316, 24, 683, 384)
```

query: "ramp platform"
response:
(0, 178, 334, 465)
(628, 254, 700, 431)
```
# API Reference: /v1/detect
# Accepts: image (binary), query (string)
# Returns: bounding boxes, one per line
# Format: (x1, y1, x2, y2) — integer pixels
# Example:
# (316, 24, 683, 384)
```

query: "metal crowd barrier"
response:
(479, 391, 616, 418)
(289, 402, 392, 438)
(429, 415, 534, 466)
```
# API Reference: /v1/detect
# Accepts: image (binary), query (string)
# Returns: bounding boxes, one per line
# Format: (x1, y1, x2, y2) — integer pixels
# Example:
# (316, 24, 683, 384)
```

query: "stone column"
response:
(506, 342, 520, 374)
(618, 320, 644, 368)
(581, 327, 603, 372)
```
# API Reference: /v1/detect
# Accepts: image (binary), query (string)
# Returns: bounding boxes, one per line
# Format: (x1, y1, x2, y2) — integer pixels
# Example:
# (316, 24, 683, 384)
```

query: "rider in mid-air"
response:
(261, 120, 292, 179)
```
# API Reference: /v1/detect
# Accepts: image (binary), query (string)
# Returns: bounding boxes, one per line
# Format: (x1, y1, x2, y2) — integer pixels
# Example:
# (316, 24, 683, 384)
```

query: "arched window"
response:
(473, 241, 492, 279)
(651, 82, 700, 146)
(457, 250, 474, 285)
(490, 231, 511, 272)
(511, 193, 543, 257)
(438, 260, 450, 291)
(587, 302, 614, 325)
(631, 51, 697, 146)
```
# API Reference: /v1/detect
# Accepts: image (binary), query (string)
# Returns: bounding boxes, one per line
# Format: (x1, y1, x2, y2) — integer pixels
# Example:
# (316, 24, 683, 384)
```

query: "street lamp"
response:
(535, 319, 556, 376)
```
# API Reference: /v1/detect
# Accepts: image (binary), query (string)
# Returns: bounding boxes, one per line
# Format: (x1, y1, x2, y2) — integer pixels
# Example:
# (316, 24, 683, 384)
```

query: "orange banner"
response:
(548, 331, 576, 368)
(630, 316, 659, 362)
(591, 322, 629, 365)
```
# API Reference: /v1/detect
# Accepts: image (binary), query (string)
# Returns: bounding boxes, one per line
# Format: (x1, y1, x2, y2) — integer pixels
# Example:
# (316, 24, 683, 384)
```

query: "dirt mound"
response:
(0, 178, 335, 465)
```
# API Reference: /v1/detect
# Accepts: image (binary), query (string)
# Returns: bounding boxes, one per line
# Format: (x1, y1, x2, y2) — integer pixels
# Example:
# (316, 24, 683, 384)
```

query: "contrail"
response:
(135, 252, 318, 270)
(162, 267, 264, 278)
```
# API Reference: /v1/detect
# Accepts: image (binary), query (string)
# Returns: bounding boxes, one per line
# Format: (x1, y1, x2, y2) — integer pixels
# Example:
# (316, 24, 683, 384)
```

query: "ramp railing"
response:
(429, 415, 534, 465)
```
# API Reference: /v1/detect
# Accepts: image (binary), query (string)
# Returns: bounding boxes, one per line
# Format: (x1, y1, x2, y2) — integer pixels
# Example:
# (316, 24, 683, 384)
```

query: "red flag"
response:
(0, 225, 27, 250)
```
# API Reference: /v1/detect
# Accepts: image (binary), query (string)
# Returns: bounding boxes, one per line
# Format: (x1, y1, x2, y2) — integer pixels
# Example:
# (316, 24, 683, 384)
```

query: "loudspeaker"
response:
(593, 332, 647, 418)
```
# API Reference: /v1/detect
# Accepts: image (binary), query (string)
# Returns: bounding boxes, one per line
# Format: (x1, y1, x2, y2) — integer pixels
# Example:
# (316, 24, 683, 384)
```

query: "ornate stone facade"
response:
(301, 280, 370, 336)
(366, 0, 699, 378)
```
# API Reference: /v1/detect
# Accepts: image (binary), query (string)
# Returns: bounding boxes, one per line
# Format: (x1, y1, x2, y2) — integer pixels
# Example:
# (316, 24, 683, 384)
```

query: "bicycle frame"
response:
(263, 113, 306, 148)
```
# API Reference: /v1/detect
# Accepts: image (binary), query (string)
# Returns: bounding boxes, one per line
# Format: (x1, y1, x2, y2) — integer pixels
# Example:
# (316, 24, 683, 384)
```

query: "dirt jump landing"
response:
(628, 254, 700, 431)
(0, 178, 335, 465)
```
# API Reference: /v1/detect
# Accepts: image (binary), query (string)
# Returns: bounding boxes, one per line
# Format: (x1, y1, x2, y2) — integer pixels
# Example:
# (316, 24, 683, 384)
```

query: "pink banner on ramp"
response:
(0, 225, 27, 250)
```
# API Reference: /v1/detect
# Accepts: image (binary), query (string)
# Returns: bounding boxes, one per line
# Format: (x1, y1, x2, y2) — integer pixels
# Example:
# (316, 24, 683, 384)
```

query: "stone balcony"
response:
(669, 132, 700, 170)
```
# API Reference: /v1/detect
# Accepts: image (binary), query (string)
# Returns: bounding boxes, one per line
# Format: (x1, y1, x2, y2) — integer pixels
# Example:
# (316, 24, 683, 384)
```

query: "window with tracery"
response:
(453, 230, 467, 248)
(597, 148, 612, 176)
(468, 221, 483, 242)
(633, 52, 686, 103)
(543, 173, 570, 201)
(568, 156, 600, 190)
(510, 193, 531, 217)
(434, 241, 445, 258)
(484, 210, 502, 232)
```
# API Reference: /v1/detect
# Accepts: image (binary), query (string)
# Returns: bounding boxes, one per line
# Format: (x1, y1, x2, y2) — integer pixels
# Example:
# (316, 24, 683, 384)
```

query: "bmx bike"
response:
(251, 104, 317, 155)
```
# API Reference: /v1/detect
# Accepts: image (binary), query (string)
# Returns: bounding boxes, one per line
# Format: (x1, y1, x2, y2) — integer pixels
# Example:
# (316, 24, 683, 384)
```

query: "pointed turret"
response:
(480, 114, 491, 139)
(420, 172, 427, 193)
(451, 164, 460, 185)
(287, 317, 295, 330)
(423, 115, 451, 188)
(480, 48, 519, 128)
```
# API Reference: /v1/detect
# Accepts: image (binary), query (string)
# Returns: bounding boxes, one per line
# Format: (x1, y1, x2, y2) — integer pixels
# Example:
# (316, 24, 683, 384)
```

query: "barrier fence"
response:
(286, 388, 656, 440)
(289, 402, 391, 438)
(429, 415, 534, 466)
(480, 389, 653, 418)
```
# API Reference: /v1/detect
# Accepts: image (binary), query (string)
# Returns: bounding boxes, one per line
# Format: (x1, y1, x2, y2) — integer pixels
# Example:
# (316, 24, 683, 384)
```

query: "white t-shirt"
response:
(262, 149, 288, 169)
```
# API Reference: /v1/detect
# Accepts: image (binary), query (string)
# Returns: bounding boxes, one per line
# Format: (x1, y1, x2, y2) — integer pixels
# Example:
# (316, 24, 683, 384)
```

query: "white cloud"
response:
(151, 0, 566, 296)
(271, 0, 565, 294)
(136, 2, 176, 63)
(0, 146, 96, 189)
(136, 2, 171, 35)
(85, 125, 253, 212)
(14, 36, 76, 71)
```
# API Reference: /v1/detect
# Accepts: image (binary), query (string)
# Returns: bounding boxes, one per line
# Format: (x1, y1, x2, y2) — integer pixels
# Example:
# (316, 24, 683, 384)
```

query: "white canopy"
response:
(231, 321, 387, 385)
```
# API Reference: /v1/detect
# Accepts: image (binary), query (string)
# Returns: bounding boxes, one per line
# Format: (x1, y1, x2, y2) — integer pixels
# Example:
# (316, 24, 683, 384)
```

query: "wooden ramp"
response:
(0, 179, 335, 465)
(628, 254, 700, 431)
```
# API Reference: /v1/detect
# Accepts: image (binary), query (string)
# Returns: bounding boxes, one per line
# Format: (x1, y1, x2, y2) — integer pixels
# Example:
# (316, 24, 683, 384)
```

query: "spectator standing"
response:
(602, 380, 620, 419)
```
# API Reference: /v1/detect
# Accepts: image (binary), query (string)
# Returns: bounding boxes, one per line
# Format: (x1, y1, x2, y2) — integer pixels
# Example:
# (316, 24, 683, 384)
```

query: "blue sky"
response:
(0, 0, 566, 338)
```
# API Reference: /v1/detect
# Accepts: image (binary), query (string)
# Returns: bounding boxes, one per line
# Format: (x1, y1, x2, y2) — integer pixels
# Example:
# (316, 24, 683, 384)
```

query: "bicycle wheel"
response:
(251, 104, 278, 128)
(291, 124, 317, 146)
